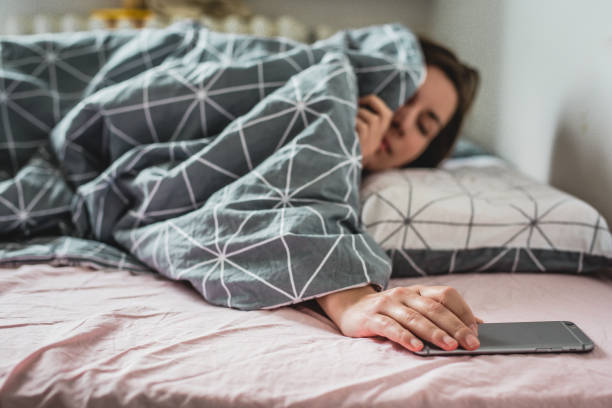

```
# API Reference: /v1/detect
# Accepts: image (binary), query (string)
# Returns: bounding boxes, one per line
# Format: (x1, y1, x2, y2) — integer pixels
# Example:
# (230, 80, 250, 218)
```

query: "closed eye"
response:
(392, 121, 404, 136)
(418, 111, 439, 138)
(418, 121, 429, 138)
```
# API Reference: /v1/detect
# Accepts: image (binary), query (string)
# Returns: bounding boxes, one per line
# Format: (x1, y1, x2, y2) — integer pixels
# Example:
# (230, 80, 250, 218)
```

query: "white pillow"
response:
(360, 157, 612, 276)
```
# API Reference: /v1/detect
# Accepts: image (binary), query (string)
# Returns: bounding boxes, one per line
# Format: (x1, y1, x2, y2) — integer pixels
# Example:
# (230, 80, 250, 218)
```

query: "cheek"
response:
(395, 132, 430, 163)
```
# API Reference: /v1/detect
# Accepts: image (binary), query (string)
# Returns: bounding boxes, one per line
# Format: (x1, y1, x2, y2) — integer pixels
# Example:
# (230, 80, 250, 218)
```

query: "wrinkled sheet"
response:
(2, 263, 611, 408)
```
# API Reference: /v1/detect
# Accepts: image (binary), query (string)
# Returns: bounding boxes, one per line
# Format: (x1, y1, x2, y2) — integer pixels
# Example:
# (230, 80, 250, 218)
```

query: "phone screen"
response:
(414, 321, 594, 356)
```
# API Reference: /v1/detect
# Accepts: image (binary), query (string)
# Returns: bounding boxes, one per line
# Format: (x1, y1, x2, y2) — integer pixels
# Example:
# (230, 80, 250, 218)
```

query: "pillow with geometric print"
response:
(360, 156, 612, 278)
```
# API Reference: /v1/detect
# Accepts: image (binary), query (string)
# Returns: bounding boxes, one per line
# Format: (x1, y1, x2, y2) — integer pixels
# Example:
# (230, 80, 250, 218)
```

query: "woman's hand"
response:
(316, 284, 484, 352)
(355, 95, 393, 167)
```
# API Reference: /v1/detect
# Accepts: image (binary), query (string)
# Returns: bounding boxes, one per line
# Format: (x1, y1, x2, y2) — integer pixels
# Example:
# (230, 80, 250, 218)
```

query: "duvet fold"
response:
(0, 22, 425, 309)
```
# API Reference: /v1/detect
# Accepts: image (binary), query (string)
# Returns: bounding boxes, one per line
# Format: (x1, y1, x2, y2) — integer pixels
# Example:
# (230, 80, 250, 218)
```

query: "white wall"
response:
(427, 0, 612, 224)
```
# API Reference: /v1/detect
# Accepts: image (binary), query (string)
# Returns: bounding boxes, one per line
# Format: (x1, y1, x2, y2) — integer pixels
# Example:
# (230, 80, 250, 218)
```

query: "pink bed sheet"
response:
(1, 264, 611, 408)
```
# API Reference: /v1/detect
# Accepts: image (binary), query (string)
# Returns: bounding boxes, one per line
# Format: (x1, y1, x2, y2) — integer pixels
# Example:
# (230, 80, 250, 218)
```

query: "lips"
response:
(381, 138, 391, 154)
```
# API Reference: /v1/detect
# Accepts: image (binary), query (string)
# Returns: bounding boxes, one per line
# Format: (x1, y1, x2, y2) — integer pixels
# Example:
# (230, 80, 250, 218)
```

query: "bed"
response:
(1, 22, 612, 408)
(2, 263, 612, 407)
(2, 152, 612, 407)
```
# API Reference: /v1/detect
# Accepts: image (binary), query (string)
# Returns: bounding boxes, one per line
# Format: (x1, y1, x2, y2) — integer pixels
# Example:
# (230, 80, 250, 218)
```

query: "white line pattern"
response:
(0, 22, 426, 309)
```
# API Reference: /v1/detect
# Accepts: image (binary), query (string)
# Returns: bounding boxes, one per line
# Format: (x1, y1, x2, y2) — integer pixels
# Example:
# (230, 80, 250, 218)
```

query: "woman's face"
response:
(363, 65, 458, 171)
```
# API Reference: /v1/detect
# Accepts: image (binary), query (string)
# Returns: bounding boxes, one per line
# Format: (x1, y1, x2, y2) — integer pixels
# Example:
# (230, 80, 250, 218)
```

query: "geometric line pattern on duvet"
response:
(0, 32, 122, 173)
(1, 23, 425, 309)
(69, 56, 364, 243)
(0, 158, 71, 235)
(120, 67, 390, 308)
(0, 236, 149, 271)
(1, 24, 420, 177)
(161, 219, 386, 309)
(2, 24, 421, 244)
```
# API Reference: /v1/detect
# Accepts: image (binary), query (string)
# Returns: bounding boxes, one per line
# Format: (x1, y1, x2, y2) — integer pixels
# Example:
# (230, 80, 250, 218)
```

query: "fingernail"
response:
(470, 323, 478, 336)
(466, 334, 480, 348)
(443, 335, 456, 347)
(411, 338, 423, 349)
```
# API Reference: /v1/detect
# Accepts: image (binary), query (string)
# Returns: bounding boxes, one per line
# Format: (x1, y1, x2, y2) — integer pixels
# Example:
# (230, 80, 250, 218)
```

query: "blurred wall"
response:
(426, 0, 612, 224)
(247, 0, 433, 34)
(0, 0, 122, 15)
(0, 0, 432, 33)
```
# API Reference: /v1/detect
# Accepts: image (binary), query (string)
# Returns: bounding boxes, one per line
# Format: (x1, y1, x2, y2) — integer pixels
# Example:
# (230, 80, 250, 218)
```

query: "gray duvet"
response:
(0, 22, 425, 309)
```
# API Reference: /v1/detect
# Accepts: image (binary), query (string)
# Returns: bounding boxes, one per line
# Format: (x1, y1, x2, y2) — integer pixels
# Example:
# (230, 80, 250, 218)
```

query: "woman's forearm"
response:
(315, 284, 377, 327)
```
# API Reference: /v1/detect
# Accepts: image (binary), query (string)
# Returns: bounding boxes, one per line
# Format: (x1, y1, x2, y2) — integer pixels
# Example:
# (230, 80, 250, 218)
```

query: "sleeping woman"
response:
(316, 37, 484, 354)
(0, 24, 481, 354)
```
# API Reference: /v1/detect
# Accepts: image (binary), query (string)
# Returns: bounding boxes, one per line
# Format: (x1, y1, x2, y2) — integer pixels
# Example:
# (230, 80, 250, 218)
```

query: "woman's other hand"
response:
(316, 284, 484, 352)
(355, 94, 393, 167)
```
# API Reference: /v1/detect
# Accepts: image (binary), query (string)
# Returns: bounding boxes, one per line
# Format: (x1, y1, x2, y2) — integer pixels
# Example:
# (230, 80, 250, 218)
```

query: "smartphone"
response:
(413, 321, 595, 356)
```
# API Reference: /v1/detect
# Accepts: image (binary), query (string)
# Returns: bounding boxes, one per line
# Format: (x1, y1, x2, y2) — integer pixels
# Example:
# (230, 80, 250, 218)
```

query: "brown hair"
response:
(403, 36, 480, 168)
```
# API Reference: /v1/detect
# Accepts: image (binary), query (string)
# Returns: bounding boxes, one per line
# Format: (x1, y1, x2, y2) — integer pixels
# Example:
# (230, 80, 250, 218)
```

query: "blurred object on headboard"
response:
(147, 0, 251, 19)
(89, 8, 153, 29)
(0, 0, 331, 43)
(124, 0, 147, 7)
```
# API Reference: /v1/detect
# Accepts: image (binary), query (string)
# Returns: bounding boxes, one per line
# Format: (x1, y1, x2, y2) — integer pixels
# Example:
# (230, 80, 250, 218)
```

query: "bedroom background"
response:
(1, 0, 610, 224)
(2, 2, 612, 406)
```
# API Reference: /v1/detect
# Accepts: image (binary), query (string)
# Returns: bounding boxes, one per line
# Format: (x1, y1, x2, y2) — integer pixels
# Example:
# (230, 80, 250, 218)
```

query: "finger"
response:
(380, 301, 461, 351)
(357, 107, 377, 124)
(357, 108, 385, 148)
(355, 119, 372, 155)
(366, 313, 424, 352)
(401, 287, 480, 350)
(416, 285, 480, 333)
(355, 117, 367, 136)
(359, 95, 393, 121)
(359, 94, 383, 112)
(476, 316, 485, 324)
